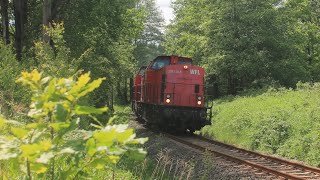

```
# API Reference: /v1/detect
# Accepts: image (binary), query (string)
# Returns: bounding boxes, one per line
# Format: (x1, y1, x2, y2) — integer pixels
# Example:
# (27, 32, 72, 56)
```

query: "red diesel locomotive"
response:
(132, 55, 212, 132)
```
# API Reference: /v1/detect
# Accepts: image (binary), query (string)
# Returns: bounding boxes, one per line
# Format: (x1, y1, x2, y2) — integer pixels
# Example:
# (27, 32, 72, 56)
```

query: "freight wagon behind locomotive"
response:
(132, 55, 212, 132)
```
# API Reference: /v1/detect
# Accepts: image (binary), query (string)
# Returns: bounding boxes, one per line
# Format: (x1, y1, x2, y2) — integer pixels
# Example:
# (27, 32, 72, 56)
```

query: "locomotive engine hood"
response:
(162, 64, 205, 108)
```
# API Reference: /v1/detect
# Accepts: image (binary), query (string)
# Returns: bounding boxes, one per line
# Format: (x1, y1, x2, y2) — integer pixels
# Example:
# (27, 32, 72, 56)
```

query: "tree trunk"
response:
(13, 0, 27, 61)
(123, 78, 128, 104)
(116, 81, 122, 103)
(42, 0, 52, 43)
(51, 0, 68, 21)
(227, 71, 237, 95)
(110, 86, 114, 112)
(0, 0, 10, 44)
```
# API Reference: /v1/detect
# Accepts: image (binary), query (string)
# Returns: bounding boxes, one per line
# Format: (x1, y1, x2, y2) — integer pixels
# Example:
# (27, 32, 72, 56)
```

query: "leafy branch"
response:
(0, 70, 147, 179)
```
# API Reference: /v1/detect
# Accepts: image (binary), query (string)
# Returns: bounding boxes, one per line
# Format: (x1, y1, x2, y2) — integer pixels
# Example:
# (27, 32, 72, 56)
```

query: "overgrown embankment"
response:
(201, 83, 320, 167)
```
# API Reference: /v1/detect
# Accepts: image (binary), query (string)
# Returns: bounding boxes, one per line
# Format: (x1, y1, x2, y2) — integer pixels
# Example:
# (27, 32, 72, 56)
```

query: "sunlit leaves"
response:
(11, 127, 28, 139)
(31, 163, 48, 174)
(0, 70, 147, 178)
(16, 70, 43, 90)
(0, 136, 20, 160)
(0, 116, 5, 128)
(90, 158, 109, 169)
(76, 77, 106, 98)
(20, 140, 52, 158)
(57, 147, 76, 155)
(86, 138, 96, 157)
(50, 123, 70, 131)
(36, 152, 54, 164)
(107, 155, 120, 164)
(86, 124, 148, 165)
(69, 73, 91, 94)
(75, 105, 107, 115)
(16, 71, 106, 122)
(92, 131, 114, 147)
(20, 144, 43, 158)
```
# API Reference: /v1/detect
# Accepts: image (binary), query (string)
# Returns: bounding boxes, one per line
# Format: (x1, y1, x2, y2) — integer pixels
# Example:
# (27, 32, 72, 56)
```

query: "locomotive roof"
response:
(152, 55, 192, 62)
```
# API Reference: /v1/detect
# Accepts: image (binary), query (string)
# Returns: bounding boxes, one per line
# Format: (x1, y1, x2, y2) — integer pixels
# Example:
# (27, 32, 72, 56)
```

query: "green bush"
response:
(0, 70, 147, 179)
(201, 84, 320, 166)
(34, 22, 80, 78)
(0, 41, 29, 117)
(0, 22, 83, 118)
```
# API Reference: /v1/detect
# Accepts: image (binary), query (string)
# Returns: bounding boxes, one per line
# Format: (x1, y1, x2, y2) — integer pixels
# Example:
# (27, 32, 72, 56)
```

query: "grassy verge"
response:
(201, 83, 320, 167)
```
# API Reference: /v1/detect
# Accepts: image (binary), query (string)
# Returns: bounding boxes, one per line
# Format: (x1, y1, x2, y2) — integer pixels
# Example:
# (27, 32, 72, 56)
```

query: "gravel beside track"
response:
(129, 119, 271, 180)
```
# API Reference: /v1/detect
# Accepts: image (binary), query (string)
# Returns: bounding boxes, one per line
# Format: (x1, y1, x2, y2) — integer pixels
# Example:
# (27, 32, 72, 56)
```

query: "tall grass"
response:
(201, 83, 320, 167)
(119, 148, 195, 180)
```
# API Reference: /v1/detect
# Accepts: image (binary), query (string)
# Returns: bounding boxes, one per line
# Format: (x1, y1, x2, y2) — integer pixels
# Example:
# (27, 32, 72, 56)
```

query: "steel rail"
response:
(165, 133, 320, 180)
(194, 135, 320, 175)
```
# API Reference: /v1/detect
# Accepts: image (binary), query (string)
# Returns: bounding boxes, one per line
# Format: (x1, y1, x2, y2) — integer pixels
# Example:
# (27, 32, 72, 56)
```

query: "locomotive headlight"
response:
(184, 65, 188, 70)
(197, 101, 202, 105)
(197, 96, 202, 100)
(166, 94, 171, 103)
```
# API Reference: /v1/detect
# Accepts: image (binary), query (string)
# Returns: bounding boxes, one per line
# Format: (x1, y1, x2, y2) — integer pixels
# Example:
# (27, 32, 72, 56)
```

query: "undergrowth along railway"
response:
(165, 133, 320, 180)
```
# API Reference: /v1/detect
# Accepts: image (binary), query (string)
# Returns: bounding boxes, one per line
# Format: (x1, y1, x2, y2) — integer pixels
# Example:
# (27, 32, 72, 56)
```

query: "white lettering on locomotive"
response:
(168, 69, 182, 73)
(190, 69, 200, 75)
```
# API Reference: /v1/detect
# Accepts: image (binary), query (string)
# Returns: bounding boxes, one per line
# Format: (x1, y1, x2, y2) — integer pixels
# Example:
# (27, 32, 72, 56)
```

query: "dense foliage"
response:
(0, 0, 165, 111)
(201, 84, 320, 166)
(1, 0, 164, 178)
(165, 0, 320, 96)
(0, 42, 27, 116)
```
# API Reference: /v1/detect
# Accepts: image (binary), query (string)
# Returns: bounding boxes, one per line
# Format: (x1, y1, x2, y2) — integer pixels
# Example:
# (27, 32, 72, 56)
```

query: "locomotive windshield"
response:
(151, 58, 170, 70)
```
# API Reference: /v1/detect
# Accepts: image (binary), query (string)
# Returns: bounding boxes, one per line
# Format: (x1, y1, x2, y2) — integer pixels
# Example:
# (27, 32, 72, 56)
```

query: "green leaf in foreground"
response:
(0, 69, 148, 179)
(75, 105, 108, 115)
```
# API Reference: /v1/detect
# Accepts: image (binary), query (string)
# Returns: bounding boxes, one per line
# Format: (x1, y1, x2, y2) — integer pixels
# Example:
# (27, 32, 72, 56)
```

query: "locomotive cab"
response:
(149, 56, 192, 70)
(133, 66, 146, 102)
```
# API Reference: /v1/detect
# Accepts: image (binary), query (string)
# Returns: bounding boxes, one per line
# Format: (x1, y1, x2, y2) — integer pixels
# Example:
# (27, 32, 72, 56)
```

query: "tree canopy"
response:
(0, 0, 165, 109)
(165, 0, 320, 96)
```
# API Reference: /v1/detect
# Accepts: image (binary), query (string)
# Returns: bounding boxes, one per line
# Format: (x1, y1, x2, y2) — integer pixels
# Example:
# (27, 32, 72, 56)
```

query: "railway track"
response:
(165, 133, 320, 180)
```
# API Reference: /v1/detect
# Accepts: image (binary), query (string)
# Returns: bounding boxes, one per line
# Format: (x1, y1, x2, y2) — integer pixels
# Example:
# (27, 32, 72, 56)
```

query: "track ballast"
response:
(165, 133, 320, 180)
